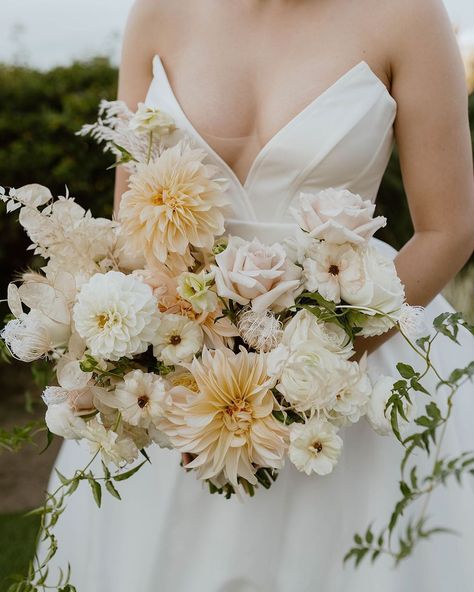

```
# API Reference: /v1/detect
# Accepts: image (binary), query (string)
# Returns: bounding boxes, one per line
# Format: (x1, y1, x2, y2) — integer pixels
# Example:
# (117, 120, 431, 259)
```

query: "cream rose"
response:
(211, 236, 302, 313)
(290, 188, 386, 244)
(343, 246, 405, 336)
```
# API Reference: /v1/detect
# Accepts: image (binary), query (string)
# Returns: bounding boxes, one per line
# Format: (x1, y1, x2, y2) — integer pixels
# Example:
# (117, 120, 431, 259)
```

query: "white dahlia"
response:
(73, 271, 160, 361)
(159, 347, 288, 487)
(289, 418, 343, 476)
(118, 141, 229, 266)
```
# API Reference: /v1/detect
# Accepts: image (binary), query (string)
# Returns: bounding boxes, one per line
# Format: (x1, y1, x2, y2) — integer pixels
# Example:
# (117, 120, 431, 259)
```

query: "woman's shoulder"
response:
(126, 0, 190, 47)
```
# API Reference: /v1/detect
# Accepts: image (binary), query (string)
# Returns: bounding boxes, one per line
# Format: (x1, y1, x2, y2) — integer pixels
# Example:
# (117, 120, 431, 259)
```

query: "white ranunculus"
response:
(328, 364, 372, 426)
(290, 188, 386, 245)
(73, 271, 160, 361)
(367, 375, 416, 436)
(1, 309, 70, 362)
(289, 418, 343, 476)
(344, 246, 405, 336)
(211, 236, 303, 313)
(277, 347, 353, 412)
(279, 309, 354, 359)
(153, 314, 203, 365)
(129, 102, 176, 135)
(266, 344, 290, 378)
(43, 383, 100, 416)
(99, 369, 171, 428)
(303, 242, 365, 303)
(177, 270, 218, 313)
(45, 401, 88, 439)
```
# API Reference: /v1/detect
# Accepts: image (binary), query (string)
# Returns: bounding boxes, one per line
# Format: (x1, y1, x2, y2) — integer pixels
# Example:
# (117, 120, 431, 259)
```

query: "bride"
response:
(42, 0, 474, 590)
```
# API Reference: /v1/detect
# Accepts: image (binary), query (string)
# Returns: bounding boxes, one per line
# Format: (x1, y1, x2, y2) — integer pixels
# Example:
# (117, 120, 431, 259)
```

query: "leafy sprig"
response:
(345, 312, 474, 568)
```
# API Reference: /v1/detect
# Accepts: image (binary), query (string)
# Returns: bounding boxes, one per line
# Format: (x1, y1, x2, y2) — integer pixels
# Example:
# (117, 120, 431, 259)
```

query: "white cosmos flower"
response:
(99, 369, 172, 428)
(1, 309, 69, 362)
(129, 102, 176, 135)
(153, 313, 203, 365)
(73, 271, 160, 361)
(289, 418, 343, 476)
(303, 242, 364, 303)
(367, 375, 417, 436)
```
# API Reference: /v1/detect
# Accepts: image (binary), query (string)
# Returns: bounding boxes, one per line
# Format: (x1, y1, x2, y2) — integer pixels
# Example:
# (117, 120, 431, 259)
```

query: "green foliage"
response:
(0, 512, 41, 592)
(0, 58, 117, 320)
(9, 451, 148, 591)
(345, 312, 474, 568)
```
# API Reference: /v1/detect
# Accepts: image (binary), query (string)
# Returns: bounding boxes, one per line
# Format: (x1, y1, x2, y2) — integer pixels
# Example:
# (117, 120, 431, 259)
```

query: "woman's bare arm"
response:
(357, 0, 474, 355)
(113, 0, 161, 214)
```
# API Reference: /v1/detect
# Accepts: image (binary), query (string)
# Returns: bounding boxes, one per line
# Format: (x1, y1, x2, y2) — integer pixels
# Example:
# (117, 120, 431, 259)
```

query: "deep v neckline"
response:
(151, 54, 396, 191)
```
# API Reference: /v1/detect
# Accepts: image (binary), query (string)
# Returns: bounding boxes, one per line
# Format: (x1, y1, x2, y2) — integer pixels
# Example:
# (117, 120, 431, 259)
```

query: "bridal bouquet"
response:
(1, 99, 473, 587)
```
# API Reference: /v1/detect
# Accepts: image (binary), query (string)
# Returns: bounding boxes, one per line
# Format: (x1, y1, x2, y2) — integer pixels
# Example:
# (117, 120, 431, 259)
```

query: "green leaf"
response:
(397, 363, 416, 379)
(55, 469, 70, 486)
(113, 460, 147, 482)
(105, 480, 122, 500)
(140, 448, 151, 463)
(88, 477, 102, 507)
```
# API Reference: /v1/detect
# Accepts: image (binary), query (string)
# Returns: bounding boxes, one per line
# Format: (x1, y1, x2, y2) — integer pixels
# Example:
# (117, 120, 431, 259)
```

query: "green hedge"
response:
(0, 57, 473, 298)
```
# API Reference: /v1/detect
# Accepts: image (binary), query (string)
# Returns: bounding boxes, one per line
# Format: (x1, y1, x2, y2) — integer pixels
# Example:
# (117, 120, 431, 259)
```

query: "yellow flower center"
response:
(96, 313, 109, 329)
(152, 187, 182, 209)
(222, 400, 253, 434)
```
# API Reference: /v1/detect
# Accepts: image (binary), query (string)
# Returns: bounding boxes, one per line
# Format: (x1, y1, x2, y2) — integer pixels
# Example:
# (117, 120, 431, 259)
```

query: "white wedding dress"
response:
(41, 55, 474, 592)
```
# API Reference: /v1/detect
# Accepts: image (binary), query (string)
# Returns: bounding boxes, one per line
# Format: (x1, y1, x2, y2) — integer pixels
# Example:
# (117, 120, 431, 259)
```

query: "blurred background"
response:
(0, 1, 473, 589)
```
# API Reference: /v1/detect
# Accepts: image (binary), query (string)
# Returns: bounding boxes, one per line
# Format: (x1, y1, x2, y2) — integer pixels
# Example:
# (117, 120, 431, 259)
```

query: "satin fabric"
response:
(40, 54, 474, 592)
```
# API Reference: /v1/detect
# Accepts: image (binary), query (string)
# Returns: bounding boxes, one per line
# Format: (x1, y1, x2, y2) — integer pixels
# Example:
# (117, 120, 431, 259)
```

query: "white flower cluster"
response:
(290, 188, 406, 335)
(0, 101, 424, 490)
(76, 99, 178, 171)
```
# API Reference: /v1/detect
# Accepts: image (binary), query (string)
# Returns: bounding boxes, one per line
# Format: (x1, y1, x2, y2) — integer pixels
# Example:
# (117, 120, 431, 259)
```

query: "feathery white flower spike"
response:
(398, 303, 428, 340)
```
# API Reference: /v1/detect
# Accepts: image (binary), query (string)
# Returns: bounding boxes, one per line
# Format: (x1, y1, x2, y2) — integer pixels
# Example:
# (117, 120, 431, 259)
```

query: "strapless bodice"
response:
(145, 55, 397, 242)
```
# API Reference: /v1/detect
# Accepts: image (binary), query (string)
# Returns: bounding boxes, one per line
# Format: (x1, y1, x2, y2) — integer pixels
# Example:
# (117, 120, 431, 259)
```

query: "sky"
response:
(0, 0, 473, 70)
